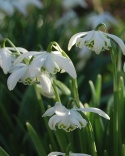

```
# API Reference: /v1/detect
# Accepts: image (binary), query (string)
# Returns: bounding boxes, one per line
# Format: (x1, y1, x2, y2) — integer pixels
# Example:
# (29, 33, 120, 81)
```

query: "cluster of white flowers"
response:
(0, 42, 76, 94)
(3, 23, 124, 156)
(0, 0, 43, 16)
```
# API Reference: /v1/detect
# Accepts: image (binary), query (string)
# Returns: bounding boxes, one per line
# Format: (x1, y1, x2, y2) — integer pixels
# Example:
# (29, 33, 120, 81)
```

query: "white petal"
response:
(48, 115, 61, 130)
(93, 31, 104, 54)
(54, 102, 70, 116)
(14, 51, 41, 64)
(58, 116, 70, 130)
(104, 33, 125, 55)
(7, 47, 28, 53)
(76, 108, 110, 120)
(48, 152, 65, 156)
(29, 54, 47, 77)
(68, 32, 90, 50)
(7, 66, 28, 90)
(44, 53, 59, 74)
(70, 110, 87, 128)
(42, 107, 55, 117)
(70, 115, 82, 129)
(0, 49, 12, 74)
(38, 72, 51, 93)
(70, 153, 91, 156)
(53, 52, 77, 78)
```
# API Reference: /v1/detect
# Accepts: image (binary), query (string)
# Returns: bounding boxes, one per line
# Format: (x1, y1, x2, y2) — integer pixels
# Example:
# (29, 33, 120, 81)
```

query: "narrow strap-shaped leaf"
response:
(122, 144, 125, 156)
(26, 122, 46, 156)
(89, 80, 98, 107)
(0, 147, 9, 156)
(95, 74, 102, 104)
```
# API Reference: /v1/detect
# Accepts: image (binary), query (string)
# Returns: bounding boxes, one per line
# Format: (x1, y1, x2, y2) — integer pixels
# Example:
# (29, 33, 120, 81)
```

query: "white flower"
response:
(0, 48, 13, 74)
(36, 84, 54, 98)
(42, 102, 110, 132)
(0, 47, 28, 74)
(62, 0, 87, 10)
(48, 151, 91, 156)
(68, 30, 125, 55)
(86, 12, 118, 29)
(7, 63, 52, 91)
(14, 51, 77, 78)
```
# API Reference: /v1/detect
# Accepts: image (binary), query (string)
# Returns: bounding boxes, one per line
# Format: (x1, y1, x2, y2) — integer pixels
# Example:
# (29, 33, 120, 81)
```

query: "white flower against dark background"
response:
(43, 102, 110, 132)
(68, 30, 125, 55)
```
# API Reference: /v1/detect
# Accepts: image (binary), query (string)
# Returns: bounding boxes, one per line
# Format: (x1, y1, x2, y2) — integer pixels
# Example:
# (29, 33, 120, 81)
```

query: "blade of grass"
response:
(26, 122, 46, 156)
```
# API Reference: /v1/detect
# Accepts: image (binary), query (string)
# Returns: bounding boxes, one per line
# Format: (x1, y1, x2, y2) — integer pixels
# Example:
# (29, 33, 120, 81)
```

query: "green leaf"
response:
(95, 74, 102, 104)
(122, 144, 125, 156)
(89, 80, 97, 106)
(0, 147, 9, 156)
(26, 122, 46, 156)
(54, 79, 71, 95)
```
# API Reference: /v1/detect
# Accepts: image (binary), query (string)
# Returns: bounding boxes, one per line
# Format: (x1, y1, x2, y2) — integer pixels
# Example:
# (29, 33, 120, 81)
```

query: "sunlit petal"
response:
(68, 32, 90, 50)
(53, 52, 77, 78)
(76, 108, 110, 120)
(42, 107, 55, 117)
(48, 152, 65, 156)
(7, 66, 28, 90)
(14, 51, 41, 64)
(70, 153, 91, 156)
(105, 33, 125, 55)
(38, 72, 52, 93)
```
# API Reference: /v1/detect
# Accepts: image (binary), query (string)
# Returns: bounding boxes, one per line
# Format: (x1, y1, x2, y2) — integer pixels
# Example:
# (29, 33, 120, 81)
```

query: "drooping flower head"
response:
(0, 47, 28, 74)
(7, 42, 76, 91)
(48, 151, 91, 156)
(14, 42, 77, 79)
(68, 23, 125, 55)
(42, 102, 110, 132)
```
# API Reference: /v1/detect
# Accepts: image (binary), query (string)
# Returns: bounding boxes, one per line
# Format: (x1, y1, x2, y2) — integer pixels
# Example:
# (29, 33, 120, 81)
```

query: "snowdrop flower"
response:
(36, 84, 55, 98)
(68, 28, 125, 55)
(15, 50, 77, 78)
(42, 102, 110, 132)
(0, 47, 28, 74)
(7, 62, 52, 91)
(86, 12, 118, 29)
(62, 0, 87, 10)
(48, 151, 91, 156)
